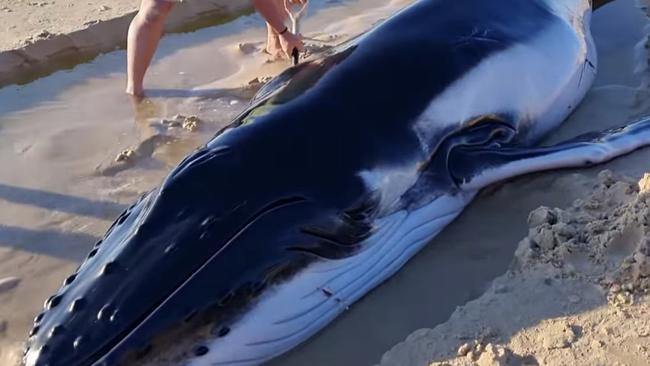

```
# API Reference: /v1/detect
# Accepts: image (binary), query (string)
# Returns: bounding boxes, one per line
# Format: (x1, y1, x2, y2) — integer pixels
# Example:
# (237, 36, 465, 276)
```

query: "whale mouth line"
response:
(74, 195, 310, 366)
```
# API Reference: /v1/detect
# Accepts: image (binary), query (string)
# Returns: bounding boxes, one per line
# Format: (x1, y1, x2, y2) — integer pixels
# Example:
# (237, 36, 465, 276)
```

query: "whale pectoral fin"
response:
(288, 192, 381, 259)
(451, 117, 650, 190)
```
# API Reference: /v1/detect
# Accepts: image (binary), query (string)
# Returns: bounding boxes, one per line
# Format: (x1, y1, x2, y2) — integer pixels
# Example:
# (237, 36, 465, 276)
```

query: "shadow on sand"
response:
(0, 224, 100, 262)
(0, 184, 128, 260)
(0, 184, 127, 220)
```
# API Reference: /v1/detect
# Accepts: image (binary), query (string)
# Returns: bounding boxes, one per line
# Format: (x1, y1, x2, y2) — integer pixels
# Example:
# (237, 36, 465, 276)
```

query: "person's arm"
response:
(252, 0, 288, 34)
(252, 0, 304, 58)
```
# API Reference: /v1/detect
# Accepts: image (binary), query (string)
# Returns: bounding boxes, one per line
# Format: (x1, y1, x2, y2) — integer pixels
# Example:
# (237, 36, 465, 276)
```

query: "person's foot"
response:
(265, 32, 285, 60)
(125, 84, 145, 98)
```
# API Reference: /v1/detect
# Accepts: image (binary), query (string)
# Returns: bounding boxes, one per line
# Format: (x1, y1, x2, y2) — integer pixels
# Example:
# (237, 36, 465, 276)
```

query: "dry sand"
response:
(0, 0, 139, 50)
(1, 0, 650, 366)
(379, 171, 650, 366)
(0, 0, 253, 87)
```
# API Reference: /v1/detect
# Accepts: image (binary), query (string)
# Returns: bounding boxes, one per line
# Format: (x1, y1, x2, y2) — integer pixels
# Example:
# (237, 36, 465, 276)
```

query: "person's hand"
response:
(279, 31, 304, 60)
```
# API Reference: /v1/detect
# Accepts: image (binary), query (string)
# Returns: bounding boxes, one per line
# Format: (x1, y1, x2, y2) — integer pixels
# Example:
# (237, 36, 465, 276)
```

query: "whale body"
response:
(23, 0, 650, 365)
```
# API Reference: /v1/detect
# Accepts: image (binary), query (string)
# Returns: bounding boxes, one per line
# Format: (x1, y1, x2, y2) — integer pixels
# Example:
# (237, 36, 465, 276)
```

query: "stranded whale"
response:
(23, 0, 650, 365)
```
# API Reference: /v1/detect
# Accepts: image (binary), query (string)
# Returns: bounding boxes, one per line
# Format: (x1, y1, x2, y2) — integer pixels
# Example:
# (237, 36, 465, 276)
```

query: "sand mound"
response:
(379, 170, 650, 366)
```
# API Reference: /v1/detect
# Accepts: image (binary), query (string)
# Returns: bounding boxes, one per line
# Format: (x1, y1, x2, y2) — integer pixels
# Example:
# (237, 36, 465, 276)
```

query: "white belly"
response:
(184, 192, 476, 366)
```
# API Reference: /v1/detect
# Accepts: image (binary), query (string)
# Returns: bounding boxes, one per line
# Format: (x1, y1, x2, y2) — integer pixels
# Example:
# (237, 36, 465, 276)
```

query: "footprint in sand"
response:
(238, 41, 284, 61)
(238, 41, 263, 55)
(98, 115, 204, 177)
(0, 277, 20, 293)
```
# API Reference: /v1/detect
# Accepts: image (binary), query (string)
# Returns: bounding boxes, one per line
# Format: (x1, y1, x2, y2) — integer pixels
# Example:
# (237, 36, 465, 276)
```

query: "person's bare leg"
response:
(264, 0, 287, 58)
(126, 0, 175, 96)
(265, 22, 284, 58)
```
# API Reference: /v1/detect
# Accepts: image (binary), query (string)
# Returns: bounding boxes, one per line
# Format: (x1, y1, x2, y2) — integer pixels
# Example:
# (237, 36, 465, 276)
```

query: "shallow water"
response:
(0, 0, 649, 365)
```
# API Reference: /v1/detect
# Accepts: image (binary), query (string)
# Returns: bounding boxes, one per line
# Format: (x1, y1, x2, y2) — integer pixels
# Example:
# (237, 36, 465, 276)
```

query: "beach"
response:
(0, 0, 649, 365)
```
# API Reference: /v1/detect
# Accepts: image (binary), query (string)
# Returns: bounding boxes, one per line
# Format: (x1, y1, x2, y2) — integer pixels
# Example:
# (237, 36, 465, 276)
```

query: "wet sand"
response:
(1, 0, 650, 365)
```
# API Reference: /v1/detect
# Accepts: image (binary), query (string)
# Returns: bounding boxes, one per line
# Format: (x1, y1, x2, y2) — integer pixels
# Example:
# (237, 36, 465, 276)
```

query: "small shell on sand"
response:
(182, 116, 201, 132)
(115, 149, 135, 162)
(608, 290, 634, 307)
(0, 277, 20, 293)
(456, 343, 472, 357)
(237, 42, 258, 54)
(639, 173, 650, 194)
(161, 114, 201, 132)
